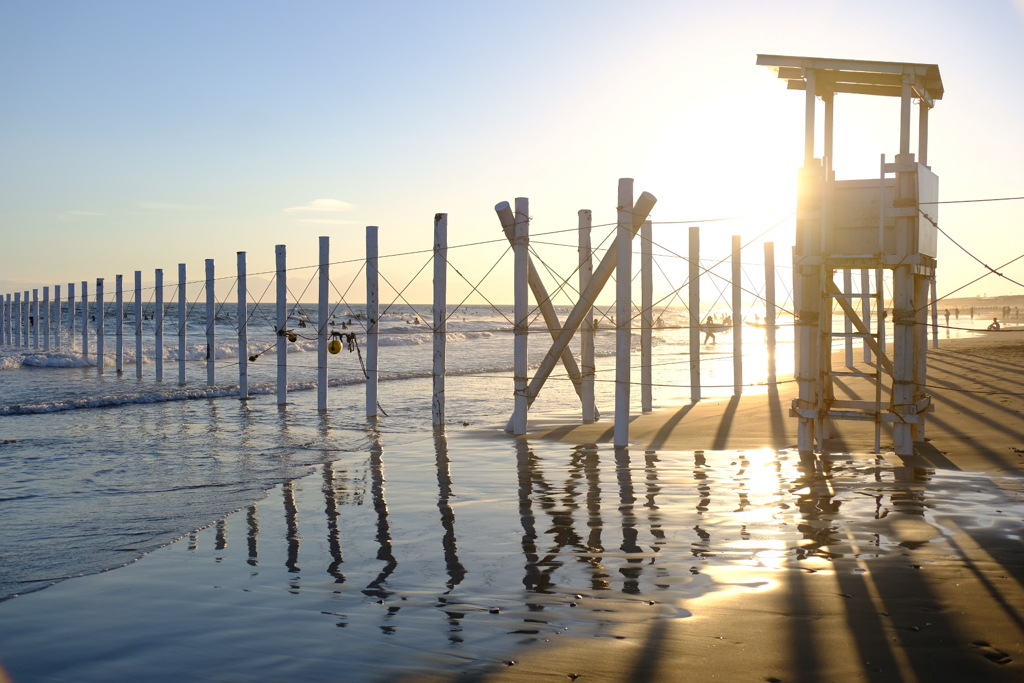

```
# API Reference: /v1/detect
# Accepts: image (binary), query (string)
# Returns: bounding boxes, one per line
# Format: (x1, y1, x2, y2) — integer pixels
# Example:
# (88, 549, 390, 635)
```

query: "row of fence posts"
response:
(4, 186, 873, 444)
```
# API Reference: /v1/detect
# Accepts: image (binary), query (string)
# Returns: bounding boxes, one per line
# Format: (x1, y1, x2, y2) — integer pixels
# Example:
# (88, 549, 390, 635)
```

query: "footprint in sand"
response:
(971, 640, 1012, 665)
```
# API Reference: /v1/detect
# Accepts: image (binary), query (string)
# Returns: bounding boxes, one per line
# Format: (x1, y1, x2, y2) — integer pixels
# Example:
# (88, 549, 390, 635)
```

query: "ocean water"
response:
(0, 303, 796, 603)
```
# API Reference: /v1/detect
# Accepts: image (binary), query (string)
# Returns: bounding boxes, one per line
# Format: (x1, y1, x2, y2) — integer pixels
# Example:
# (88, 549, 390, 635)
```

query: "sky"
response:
(2, 0, 1024, 307)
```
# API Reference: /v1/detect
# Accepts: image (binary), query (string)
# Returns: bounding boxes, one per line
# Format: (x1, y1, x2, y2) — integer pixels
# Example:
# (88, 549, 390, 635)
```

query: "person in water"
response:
(702, 317, 716, 344)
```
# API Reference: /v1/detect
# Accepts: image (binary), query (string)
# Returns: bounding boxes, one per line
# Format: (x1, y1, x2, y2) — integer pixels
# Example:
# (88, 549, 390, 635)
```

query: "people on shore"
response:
(988, 317, 1001, 331)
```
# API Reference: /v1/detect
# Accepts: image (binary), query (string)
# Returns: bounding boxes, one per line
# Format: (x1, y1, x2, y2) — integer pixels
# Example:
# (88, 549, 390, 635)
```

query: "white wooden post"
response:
(861, 269, 872, 363)
(614, 178, 634, 448)
(731, 235, 742, 395)
(53, 286, 60, 350)
(318, 235, 330, 412)
(206, 259, 215, 387)
(641, 219, 653, 413)
(512, 198, 529, 435)
(81, 281, 89, 362)
(689, 227, 701, 403)
(177, 264, 186, 385)
(115, 274, 124, 373)
(579, 209, 596, 422)
(765, 242, 776, 385)
(236, 254, 247, 398)
(844, 269, 854, 368)
(135, 270, 143, 378)
(432, 214, 447, 426)
(930, 277, 939, 349)
(31, 289, 38, 350)
(155, 269, 164, 382)
(42, 287, 50, 352)
(67, 283, 75, 352)
(13, 293, 20, 348)
(96, 278, 105, 374)
(366, 228, 379, 418)
(4, 293, 10, 345)
(276, 245, 287, 405)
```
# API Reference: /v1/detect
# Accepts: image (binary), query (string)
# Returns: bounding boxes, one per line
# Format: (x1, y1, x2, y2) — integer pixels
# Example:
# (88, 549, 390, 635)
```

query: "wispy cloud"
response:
(283, 198, 356, 213)
(138, 201, 200, 210)
(57, 210, 106, 220)
(296, 218, 357, 225)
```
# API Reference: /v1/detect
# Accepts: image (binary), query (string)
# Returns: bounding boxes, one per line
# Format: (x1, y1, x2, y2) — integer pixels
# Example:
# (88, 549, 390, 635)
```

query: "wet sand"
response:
(2, 334, 1024, 682)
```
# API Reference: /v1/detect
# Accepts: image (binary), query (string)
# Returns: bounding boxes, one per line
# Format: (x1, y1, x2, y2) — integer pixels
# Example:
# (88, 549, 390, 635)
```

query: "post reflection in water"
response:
(433, 428, 466, 642)
(614, 449, 643, 594)
(283, 480, 301, 575)
(571, 444, 609, 591)
(319, 414, 345, 584)
(245, 505, 258, 567)
(363, 431, 397, 602)
(514, 439, 545, 593)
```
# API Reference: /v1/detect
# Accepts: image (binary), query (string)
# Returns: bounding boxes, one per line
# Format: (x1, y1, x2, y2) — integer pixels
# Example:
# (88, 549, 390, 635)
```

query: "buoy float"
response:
(328, 338, 342, 354)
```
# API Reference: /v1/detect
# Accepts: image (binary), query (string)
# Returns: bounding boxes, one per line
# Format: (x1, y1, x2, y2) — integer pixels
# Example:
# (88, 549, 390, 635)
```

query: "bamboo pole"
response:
(177, 264, 186, 385)
(135, 270, 143, 378)
(689, 226, 701, 403)
(614, 178, 634, 448)
(318, 235, 330, 412)
(236, 254, 247, 398)
(155, 269, 164, 382)
(512, 198, 529, 435)
(731, 235, 742, 395)
(579, 210, 596, 422)
(206, 259, 215, 387)
(432, 214, 447, 426)
(367, 229, 383, 416)
(276, 245, 287, 405)
(641, 219, 653, 413)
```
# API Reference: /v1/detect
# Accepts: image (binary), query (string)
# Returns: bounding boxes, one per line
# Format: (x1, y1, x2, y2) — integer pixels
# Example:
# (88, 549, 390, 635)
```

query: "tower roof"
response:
(756, 54, 943, 105)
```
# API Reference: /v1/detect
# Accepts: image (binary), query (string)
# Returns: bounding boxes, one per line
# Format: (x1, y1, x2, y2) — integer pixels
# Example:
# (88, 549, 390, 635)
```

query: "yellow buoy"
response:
(328, 338, 342, 355)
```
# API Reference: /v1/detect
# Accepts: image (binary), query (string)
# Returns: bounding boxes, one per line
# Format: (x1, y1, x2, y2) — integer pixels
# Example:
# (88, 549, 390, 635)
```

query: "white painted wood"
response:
(641, 219, 653, 413)
(731, 235, 742, 394)
(31, 289, 38, 350)
(764, 242, 776, 385)
(512, 198, 529, 435)
(155, 269, 164, 382)
(913, 274, 929, 441)
(919, 102, 929, 167)
(236, 254, 246, 398)
(3, 293, 9, 345)
(53, 285, 60, 350)
(115, 275, 124, 373)
(13, 293, 20, 348)
(318, 235, 330, 412)
(42, 287, 50, 351)
(432, 214, 447, 426)
(930, 277, 939, 349)
(276, 245, 287, 405)
(579, 209, 596, 422)
(365, 228, 379, 418)
(689, 226, 701, 403)
(614, 178, 634, 448)
(135, 270, 143, 378)
(22, 290, 28, 347)
(206, 259, 215, 387)
(861, 269, 871, 363)
(96, 278, 105, 374)
(899, 81, 912, 156)
(67, 283, 75, 352)
(495, 202, 595, 420)
(177, 264, 186, 385)
(844, 269, 853, 368)
(804, 69, 816, 164)
(80, 282, 89, 362)
(507, 191, 657, 425)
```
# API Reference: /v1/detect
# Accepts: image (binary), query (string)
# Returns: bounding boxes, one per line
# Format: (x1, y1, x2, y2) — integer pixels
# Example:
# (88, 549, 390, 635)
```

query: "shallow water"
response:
(2, 434, 1023, 682)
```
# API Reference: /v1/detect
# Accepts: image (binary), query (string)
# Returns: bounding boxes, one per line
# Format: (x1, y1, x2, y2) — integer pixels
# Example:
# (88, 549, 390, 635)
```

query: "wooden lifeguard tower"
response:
(757, 55, 944, 457)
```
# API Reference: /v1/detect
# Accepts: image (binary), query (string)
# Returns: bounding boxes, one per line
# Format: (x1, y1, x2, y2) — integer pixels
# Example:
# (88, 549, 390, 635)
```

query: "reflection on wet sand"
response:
(93, 436, 1024, 681)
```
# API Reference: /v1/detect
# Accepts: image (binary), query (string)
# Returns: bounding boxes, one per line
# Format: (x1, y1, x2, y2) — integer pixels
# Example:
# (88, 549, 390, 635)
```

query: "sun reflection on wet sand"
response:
(1, 436, 1023, 681)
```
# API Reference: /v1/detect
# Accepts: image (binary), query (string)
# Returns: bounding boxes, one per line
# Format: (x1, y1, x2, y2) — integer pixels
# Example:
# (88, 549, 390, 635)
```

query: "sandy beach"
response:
(2, 334, 1024, 682)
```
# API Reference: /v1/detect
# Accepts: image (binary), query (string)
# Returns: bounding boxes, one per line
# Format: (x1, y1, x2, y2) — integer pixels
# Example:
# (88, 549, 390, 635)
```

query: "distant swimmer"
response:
(988, 318, 1001, 331)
